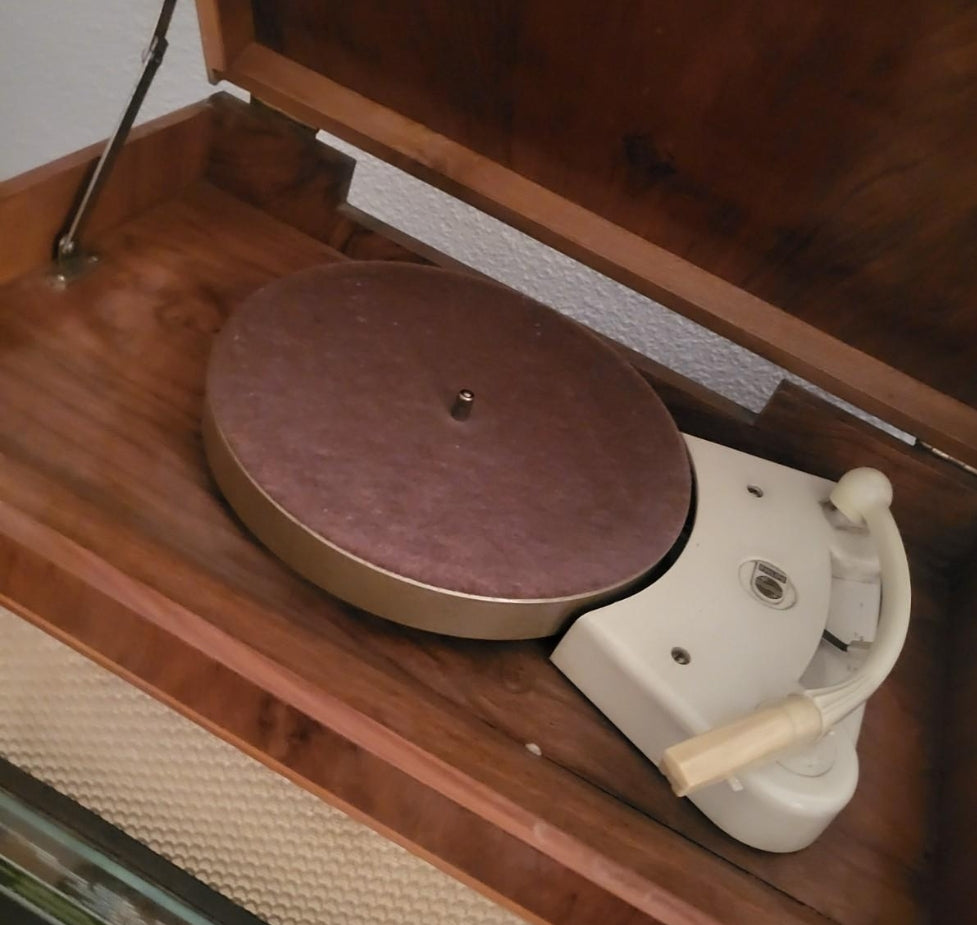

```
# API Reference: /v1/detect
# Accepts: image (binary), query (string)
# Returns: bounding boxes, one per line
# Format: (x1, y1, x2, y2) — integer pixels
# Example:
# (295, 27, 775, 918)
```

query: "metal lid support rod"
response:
(52, 0, 178, 286)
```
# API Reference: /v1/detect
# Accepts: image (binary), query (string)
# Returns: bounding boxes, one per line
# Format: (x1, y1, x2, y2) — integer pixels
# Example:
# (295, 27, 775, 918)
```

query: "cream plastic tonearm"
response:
(661, 468, 911, 797)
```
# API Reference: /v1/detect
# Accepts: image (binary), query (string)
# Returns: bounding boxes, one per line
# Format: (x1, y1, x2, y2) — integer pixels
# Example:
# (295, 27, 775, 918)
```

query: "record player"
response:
(202, 256, 911, 854)
(1, 3, 976, 924)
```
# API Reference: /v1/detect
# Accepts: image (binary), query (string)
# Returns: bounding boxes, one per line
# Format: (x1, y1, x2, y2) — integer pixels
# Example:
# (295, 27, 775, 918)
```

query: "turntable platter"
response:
(204, 262, 691, 638)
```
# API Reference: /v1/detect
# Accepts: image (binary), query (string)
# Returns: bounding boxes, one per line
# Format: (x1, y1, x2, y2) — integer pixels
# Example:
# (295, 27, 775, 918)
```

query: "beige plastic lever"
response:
(661, 695, 823, 796)
(661, 468, 911, 797)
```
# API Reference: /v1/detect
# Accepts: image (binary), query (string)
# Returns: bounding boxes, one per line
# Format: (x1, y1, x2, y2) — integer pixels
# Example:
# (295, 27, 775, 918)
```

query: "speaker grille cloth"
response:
(0, 607, 521, 925)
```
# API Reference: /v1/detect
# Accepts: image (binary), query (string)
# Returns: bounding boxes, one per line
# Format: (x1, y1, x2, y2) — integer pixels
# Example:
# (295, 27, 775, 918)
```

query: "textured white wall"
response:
(0, 0, 901, 430)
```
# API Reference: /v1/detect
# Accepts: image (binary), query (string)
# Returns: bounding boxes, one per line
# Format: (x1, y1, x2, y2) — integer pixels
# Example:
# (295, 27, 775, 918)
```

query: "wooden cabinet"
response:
(1, 3, 976, 922)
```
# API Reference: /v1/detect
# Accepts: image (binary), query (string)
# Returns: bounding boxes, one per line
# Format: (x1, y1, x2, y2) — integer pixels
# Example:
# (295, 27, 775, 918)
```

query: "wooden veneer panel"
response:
(250, 0, 977, 413)
(193, 1, 977, 466)
(937, 561, 977, 924)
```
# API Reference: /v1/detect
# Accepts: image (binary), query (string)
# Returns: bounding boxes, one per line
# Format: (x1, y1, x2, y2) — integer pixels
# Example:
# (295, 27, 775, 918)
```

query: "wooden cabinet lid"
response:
(194, 0, 977, 467)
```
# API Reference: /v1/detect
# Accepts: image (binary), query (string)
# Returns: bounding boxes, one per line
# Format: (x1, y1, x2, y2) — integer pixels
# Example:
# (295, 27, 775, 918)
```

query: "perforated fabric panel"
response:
(0, 606, 523, 925)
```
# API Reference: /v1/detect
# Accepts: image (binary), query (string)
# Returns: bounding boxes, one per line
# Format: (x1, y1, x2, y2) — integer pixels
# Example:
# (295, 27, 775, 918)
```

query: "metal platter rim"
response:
(203, 403, 669, 639)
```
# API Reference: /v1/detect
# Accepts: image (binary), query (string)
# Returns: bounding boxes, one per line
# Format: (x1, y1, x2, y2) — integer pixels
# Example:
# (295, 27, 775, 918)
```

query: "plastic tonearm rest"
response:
(661, 468, 911, 797)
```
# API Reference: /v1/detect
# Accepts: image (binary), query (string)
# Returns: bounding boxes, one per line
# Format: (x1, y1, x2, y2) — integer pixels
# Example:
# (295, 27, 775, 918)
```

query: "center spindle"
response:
(451, 388, 475, 421)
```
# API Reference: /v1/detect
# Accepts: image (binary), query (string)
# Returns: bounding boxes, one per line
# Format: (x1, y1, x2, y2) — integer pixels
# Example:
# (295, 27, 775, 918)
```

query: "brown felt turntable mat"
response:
(205, 262, 691, 637)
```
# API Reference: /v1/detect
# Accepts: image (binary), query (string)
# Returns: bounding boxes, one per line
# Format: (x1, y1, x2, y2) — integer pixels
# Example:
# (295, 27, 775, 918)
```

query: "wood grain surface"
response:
(196, 0, 254, 78)
(191, 0, 977, 467)
(251, 0, 977, 406)
(0, 184, 821, 925)
(1, 94, 975, 925)
(937, 562, 977, 923)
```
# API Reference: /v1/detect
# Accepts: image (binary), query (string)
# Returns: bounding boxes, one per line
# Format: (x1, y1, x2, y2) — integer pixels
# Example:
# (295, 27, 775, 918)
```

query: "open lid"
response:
(194, 0, 977, 467)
